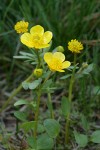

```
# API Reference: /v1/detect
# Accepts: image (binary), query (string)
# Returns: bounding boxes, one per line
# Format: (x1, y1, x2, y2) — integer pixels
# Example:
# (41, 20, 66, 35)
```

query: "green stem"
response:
(47, 90, 54, 119)
(15, 118, 19, 135)
(42, 71, 52, 86)
(0, 72, 34, 113)
(34, 71, 52, 138)
(65, 54, 77, 144)
(34, 89, 41, 138)
(36, 50, 41, 68)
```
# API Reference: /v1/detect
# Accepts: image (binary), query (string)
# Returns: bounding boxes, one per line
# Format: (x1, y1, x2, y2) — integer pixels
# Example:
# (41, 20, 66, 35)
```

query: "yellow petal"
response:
(41, 31, 53, 44)
(53, 52, 65, 62)
(44, 52, 53, 63)
(62, 61, 71, 69)
(30, 25, 44, 37)
(57, 69, 65, 72)
(34, 44, 50, 49)
(42, 44, 50, 48)
(49, 65, 65, 72)
(20, 33, 34, 48)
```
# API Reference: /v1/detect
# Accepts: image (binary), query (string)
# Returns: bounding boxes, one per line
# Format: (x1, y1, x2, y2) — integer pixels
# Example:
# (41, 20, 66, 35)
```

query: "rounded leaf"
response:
(14, 111, 27, 121)
(44, 119, 60, 138)
(74, 131, 88, 147)
(37, 133, 54, 150)
(91, 130, 100, 143)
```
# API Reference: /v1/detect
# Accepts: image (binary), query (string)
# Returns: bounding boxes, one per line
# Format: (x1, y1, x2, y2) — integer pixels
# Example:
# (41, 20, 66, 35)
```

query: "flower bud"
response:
(82, 62, 88, 68)
(56, 46, 64, 53)
(34, 68, 43, 77)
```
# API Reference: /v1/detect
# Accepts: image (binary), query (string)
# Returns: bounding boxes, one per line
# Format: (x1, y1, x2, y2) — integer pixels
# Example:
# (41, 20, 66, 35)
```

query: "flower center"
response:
(49, 58, 62, 71)
(33, 35, 40, 40)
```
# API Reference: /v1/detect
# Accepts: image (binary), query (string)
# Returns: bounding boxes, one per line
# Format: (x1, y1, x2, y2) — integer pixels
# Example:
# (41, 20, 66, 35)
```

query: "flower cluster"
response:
(14, 21, 52, 49)
(68, 39, 83, 53)
(14, 21, 29, 33)
(14, 21, 84, 72)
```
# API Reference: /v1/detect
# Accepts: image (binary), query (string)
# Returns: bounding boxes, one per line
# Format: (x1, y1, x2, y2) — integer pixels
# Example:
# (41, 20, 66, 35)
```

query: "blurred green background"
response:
(0, 0, 100, 94)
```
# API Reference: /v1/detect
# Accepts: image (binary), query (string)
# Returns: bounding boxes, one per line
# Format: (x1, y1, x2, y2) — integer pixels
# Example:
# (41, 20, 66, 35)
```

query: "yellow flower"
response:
(44, 52, 71, 72)
(20, 25, 53, 49)
(68, 39, 83, 53)
(14, 21, 29, 33)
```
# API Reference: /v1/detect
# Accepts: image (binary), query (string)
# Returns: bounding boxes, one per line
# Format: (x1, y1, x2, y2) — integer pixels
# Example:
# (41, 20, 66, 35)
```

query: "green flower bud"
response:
(56, 46, 64, 52)
(34, 69, 43, 77)
(82, 62, 88, 68)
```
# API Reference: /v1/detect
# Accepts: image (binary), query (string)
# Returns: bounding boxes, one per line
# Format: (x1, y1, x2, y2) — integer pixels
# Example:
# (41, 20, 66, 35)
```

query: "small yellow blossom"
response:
(44, 52, 71, 72)
(14, 21, 29, 33)
(68, 39, 83, 53)
(20, 25, 53, 49)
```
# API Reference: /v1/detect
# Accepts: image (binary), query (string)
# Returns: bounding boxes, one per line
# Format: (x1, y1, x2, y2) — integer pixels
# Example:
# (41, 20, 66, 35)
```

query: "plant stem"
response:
(34, 71, 52, 138)
(47, 90, 54, 119)
(0, 72, 34, 113)
(36, 50, 41, 68)
(65, 54, 77, 144)
(34, 89, 41, 138)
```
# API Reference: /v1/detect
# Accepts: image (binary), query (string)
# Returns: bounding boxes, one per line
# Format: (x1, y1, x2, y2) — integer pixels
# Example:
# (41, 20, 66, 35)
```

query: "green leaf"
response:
(28, 78, 42, 90)
(19, 51, 34, 57)
(37, 124, 45, 133)
(44, 119, 60, 138)
(37, 133, 54, 150)
(82, 63, 94, 74)
(74, 131, 88, 147)
(91, 130, 100, 143)
(13, 56, 31, 59)
(14, 99, 29, 106)
(92, 86, 100, 95)
(29, 101, 37, 108)
(22, 81, 29, 90)
(77, 63, 94, 78)
(42, 79, 52, 89)
(20, 121, 45, 133)
(27, 136, 37, 149)
(61, 96, 71, 117)
(81, 114, 90, 131)
(14, 111, 27, 121)
(60, 74, 71, 80)
(20, 121, 36, 132)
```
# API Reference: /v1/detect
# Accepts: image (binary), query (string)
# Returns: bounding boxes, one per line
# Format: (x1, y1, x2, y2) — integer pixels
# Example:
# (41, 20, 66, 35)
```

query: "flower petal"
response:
(62, 61, 71, 69)
(35, 44, 50, 49)
(20, 33, 34, 48)
(53, 52, 65, 62)
(44, 52, 53, 63)
(41, 31, 53, 44)
(57, 69, 65, 72)
(30, 25, 44, 37)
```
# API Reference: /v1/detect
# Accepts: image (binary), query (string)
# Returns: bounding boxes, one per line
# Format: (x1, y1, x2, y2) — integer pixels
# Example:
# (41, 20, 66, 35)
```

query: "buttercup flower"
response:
(14, 21, 29, 33)
(20, 25, 53, 49)
(68, 39, 83, 53)
(44, 52, 71, 72)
